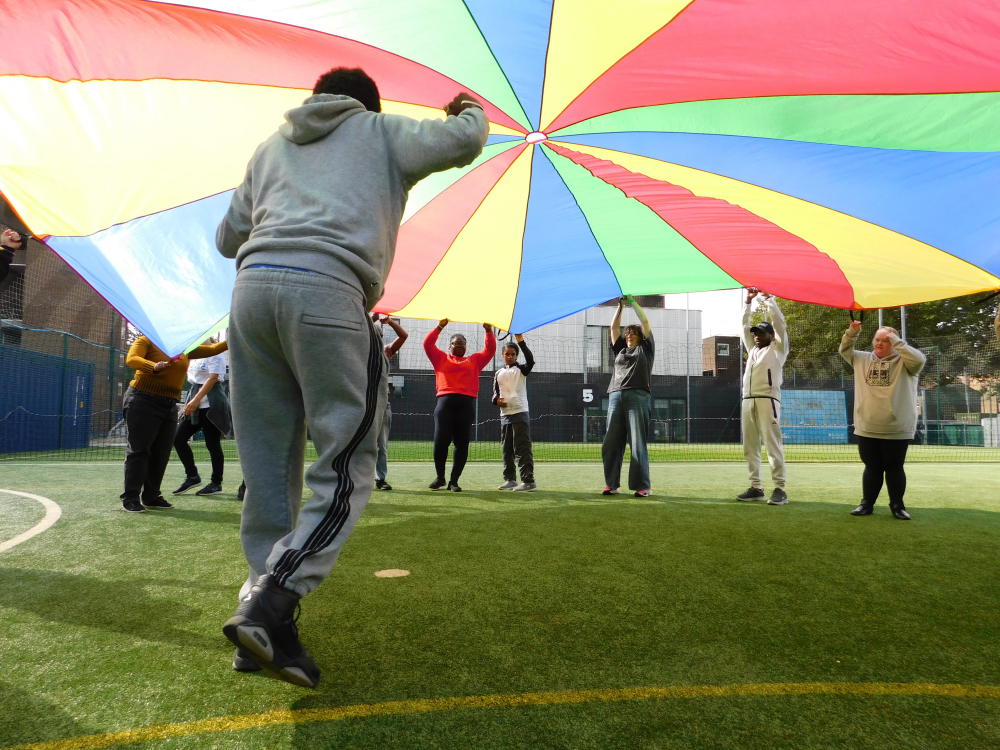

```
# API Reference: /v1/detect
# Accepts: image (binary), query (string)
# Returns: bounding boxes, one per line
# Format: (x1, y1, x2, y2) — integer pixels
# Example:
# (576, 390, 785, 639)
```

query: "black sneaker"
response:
(122, 500, 146, 513)
(375, 479, 392, 491)
(892, 507, 912, 520)
(222, 574, 320, 689)
(141, 496, 173, 509)
(196, 482, 223, 496)
(737, 487, 765, 501)
(237, 481, 246, 502)
(233, 647, 263, 672)
(851, 504, 873, 516)
(767, 488, 789, 506)
(429, 477, 447, 490)
(447, 481, 462, 492)
(173, 476, 202, 495)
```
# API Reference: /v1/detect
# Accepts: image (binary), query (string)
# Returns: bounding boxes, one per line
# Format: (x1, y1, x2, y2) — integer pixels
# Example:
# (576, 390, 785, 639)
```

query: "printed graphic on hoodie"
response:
(865, 358, 892, 387)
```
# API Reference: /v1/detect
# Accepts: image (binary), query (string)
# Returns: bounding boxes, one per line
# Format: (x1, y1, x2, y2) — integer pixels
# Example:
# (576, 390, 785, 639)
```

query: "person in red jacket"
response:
(424, 319, 496, 491)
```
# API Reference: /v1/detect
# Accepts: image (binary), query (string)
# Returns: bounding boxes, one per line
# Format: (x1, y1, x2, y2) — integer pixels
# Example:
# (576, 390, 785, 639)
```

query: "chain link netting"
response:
(3, 234, 999, 462)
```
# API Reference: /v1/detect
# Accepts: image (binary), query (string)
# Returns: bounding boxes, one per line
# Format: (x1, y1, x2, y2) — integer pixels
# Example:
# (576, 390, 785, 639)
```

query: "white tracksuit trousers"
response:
(742, 397, 786, 490)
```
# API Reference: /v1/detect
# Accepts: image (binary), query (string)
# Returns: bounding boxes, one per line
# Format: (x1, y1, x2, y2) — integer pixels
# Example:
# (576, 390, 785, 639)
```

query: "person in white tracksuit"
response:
(737, 289, 789, 505)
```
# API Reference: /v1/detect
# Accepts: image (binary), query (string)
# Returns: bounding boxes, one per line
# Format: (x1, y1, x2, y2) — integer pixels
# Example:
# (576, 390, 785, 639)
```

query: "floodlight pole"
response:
(900, 306, 907, 340)
(878, 309, 884, 328)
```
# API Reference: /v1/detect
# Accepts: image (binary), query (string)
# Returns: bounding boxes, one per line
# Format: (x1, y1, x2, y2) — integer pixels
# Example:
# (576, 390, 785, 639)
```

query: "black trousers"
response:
(174, 413, 224, 484)
(433, 394, 476, 482)
(121, 389, 178, 503)
(501, 420, 534, 482)
(857, 435, 910, 510)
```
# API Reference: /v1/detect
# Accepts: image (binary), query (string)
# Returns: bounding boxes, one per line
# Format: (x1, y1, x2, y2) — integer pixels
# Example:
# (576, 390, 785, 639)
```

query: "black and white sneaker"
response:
(233, 647, 263, 673)
(141, 496, 173, 509)
(122, 500, 146, 513)
(767, 488, 789, 506)
(222, 574, 320, 689)
(196, 482, 223, 496)
(737, 487, 765, 501)
(447, 481, 462, 492)
(429, 477, 447, 490)
(173, 476, 202, 495)
(374, 479, 392, 491)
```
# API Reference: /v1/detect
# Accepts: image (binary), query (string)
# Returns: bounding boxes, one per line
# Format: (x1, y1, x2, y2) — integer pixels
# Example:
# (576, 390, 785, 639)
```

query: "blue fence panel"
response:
(0, 344, 94, 453)
(780, 390, 848, 444)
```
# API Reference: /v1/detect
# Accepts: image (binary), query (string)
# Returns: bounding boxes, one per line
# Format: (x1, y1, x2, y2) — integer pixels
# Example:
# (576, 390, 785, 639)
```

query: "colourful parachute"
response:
(3, 0, 1000, 355)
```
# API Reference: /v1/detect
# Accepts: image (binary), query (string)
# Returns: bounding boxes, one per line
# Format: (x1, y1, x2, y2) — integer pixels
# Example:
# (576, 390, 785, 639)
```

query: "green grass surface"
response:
(1, 461, 999, 748)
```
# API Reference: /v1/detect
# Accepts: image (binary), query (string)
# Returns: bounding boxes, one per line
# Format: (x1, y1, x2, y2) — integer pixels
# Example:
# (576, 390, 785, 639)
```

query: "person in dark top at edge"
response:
(0, 228, 24, 284)
(602, 296, 655, 497)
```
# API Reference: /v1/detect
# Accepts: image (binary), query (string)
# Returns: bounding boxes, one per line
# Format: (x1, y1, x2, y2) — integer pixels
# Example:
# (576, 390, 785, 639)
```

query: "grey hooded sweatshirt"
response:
(840, 328, 926, 440)
(216, 95, 489, 309)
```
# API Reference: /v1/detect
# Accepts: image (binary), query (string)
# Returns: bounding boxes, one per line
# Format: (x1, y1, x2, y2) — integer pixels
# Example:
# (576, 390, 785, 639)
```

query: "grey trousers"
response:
(742, 397, 786, 490)
(500, 420, 533, 482)
(375, 405, 391, 482)
(229, 267, 386, 598)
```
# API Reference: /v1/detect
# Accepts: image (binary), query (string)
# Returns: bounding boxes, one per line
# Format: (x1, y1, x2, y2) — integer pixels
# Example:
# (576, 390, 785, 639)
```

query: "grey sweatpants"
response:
(742, 397, 786, 490)
(229, 267, 386, 598)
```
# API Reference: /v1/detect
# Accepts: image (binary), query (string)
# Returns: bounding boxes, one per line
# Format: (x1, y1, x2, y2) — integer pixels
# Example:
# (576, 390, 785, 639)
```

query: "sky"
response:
(662, 289, 745, 338)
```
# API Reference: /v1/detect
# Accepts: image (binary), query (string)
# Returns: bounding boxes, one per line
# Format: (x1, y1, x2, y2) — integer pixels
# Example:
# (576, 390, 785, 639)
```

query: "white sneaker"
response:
(602, 487, 620, 495)
(513, 482, 537, 492)
(498, 480, 518, 490)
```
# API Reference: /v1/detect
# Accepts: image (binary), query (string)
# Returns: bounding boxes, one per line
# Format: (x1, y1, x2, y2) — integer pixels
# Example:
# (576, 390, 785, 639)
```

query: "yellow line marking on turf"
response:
(9, 683, 1000, 750)
(0, 489, 61, 553)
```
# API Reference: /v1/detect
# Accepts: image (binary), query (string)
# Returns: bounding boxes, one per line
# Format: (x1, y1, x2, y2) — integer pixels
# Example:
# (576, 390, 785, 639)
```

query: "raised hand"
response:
(850, 320, 862, 332)
(444, 92, 483, 117)
(438, 318, 449, 328)
(745, 287, 759, 304)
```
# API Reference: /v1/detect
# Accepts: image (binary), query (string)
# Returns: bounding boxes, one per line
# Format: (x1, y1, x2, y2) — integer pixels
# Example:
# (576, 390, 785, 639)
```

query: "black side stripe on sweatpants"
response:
(272, 316, 383, 587)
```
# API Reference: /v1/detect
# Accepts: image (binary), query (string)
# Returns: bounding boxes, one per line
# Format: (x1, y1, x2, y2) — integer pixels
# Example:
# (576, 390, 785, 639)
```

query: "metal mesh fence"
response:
(4, 235, 1000, 462)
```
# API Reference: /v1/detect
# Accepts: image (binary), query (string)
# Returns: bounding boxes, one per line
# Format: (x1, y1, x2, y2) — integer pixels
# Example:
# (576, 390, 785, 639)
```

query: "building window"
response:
(586, 325, 613, 374)
(717, 343, 730, 357)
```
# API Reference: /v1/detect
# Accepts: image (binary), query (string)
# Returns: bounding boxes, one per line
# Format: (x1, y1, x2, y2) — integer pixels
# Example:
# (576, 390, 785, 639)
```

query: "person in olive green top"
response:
(121, 335, 229, 513)
(840, 321, 926, 520)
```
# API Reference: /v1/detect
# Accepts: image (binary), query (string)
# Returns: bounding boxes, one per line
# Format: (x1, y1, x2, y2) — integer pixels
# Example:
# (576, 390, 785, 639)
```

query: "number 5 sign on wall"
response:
(582, 388, 594, 403)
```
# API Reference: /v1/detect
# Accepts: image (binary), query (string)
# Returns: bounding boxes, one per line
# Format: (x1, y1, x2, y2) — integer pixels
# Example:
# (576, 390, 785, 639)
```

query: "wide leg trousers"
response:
(742, 397, 786, 490)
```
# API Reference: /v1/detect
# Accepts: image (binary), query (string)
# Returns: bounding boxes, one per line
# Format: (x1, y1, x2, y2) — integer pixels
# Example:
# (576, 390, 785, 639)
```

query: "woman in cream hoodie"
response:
(840, 322, 926, 519)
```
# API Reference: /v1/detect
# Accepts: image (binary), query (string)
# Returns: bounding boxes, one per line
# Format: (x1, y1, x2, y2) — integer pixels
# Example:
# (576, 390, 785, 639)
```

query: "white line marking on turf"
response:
(0, 489, 62, 553)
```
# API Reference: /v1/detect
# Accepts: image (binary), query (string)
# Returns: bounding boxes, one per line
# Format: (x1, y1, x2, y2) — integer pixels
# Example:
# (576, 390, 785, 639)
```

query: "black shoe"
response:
(196, 482, 223, 496)
(141, 496, 173, 509)
(222, 574, 320, 689)
(892, 507, 912, 520)
(237, 481, 246, 502)
(737, 487, 765, 501)
(767, 488, 789, 506)
(173, 476, 202, 494)
(851, 504, 873, 516)
(375, 479, 392, 491)
(122, 500, 146, 513)
(448, 481, 462, 492)
(429, 477, 447, 490)
(233, 647, 263, 672)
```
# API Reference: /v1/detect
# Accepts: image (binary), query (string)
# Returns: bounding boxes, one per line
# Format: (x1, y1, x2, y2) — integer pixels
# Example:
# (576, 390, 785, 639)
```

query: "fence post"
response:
(58, 332, 68, 449)
(108, 310, 117, 436)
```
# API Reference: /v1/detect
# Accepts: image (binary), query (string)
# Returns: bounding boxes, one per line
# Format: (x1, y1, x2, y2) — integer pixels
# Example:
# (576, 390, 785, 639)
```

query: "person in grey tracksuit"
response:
(215, 67, 488, 687)
(738, 289, 789, 505)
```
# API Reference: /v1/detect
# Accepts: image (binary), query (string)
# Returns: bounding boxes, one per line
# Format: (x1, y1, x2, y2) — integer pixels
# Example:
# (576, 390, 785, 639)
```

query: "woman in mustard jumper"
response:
(121, 335, 228, 512)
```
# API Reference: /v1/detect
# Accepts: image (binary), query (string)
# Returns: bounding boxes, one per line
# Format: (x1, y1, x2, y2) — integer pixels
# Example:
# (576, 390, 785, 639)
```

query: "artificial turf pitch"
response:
(1, 461, 998, 749)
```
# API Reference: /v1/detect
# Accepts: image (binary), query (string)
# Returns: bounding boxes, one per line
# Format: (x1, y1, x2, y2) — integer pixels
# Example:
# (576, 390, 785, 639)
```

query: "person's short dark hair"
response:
(623, 324, 644, 342)
(503, 341, 519, 356)
(450, 334, 467, 346)
(313, 67, 381, 112)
